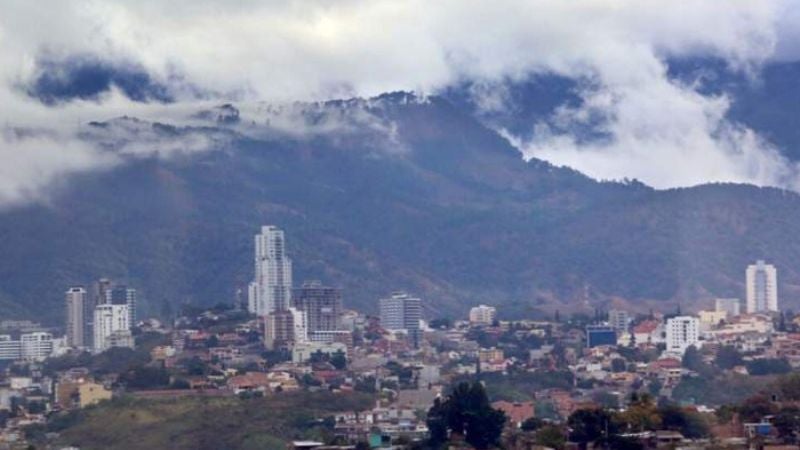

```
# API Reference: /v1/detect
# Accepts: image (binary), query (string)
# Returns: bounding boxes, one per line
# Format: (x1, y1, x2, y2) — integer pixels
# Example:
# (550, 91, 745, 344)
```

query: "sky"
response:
(1, 0, 799, 206)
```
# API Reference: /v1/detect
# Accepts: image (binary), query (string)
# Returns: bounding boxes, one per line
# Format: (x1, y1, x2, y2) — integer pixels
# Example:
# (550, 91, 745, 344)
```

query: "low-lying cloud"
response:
(0, 0, 799, 205)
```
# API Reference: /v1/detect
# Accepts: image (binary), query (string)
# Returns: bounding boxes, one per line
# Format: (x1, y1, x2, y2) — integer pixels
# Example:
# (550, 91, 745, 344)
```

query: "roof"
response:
(492, 401, 534, 424)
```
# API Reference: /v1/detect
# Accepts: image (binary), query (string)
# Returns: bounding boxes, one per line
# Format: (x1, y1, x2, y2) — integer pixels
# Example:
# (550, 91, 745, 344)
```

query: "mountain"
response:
(2, 92, 800, 324)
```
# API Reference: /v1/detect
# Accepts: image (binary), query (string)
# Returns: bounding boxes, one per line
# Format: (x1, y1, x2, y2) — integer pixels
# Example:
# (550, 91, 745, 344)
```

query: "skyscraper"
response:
(292, 281, 342, 333)
(248, 226, 293, 316)
(379, 292, 422, 348)
(65, 286, 87, 348)
(746, 260, 778, 313)
(93, 304, 130, 354)
(109, 285, 137, 327)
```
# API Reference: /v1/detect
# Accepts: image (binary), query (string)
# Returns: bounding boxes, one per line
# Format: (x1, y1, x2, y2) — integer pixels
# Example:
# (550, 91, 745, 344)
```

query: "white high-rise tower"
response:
(248, 226, 293, 316)
(746, 260, 778, 313)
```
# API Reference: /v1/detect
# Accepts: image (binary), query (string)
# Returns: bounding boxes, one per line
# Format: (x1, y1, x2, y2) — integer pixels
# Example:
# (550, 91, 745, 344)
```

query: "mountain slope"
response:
(2, 93, 800, 323)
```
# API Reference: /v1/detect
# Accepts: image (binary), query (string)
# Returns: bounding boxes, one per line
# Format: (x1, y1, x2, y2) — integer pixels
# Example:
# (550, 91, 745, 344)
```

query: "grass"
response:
(53, 391, 374, 450)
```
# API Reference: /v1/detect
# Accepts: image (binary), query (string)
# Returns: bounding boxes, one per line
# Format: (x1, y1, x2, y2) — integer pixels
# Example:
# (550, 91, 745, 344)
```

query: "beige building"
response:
(78, 382, 112, 407)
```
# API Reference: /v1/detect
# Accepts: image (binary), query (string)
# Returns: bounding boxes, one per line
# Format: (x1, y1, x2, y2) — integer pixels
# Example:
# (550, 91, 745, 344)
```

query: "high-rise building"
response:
(665, 316, 700, 355)
(292, 281, 342, 333)
(746, 260, 778, 313)
(714, 298, 741, 317)
(93, 304, 130, 354)
(248, 226, 293, 316)
(379, 292, 422, 348)
(264, 307, 307, 350)
(109, 286, 137, 327)
(608, 309, 630, 334)
(469, 305, 497, 325)
(65, 286, 87, 348)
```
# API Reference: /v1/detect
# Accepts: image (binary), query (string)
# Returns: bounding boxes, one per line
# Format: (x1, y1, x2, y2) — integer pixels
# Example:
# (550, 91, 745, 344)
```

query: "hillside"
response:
(1, 93, 800, 323)
(44, 392, 374, 450)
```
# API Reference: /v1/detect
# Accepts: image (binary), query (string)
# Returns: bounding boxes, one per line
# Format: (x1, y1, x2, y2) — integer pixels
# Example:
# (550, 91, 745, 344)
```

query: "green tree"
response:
(426, 382, 506, 449)
(534, 425, 566, 449)
(714, 346, 742, 370)
(567, 408, 616, 450)
(330, 350, 347, 370)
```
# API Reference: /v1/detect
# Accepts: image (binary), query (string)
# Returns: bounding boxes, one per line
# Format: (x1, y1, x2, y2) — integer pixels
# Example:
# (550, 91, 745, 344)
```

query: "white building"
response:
(65, 286, 87, 348)
(608, 309, 631, 334)
(93, 304, 130, 353)
(248, 226, 293, 316)
(379, 292, 422, 348)
(0, 333, 56, 361)
(715, 298, 741, 317)
(746, 260, 778, 313)
(665, 316, 700, 355)
(20, 332, 55, 361)
(468, 305, 497, 325)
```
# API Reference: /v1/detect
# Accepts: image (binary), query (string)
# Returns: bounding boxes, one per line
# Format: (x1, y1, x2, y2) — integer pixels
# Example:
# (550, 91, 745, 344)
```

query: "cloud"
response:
(25, 53, 174, 105)
(0, 0, 798, 204)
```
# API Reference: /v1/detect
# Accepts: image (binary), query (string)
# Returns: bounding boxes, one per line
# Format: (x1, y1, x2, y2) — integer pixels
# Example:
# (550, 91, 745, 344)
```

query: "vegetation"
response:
(52, 391, 374, 450)
(426, 382, 506, 450)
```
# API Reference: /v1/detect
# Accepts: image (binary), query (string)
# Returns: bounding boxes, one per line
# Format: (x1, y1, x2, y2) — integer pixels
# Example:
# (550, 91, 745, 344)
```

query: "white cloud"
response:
(0, 0, 797, 202)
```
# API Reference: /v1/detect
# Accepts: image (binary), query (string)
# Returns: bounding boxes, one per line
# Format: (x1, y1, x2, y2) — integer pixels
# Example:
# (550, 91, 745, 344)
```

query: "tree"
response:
(714, 346, 743, 370)
(610, 358, 627, 373)
(747, 358, 792, 376)
(534, 425, 566, 449)
(426, 382, 506, 450)
(681, 345, 703, 371)
(520, 417, 545, 432)
(329, 350, 347, 370)
(773, 406, 800, 443)
(618, 393, 660, 433)
(567, 408, 616, 450)
(429, 318, 452, 329)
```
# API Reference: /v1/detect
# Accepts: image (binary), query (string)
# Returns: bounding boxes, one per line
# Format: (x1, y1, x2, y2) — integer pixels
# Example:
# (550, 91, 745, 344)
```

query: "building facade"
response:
(746, 260, 778, 313)
(248, 226, 293, 316)
(264, 307, 307, 350)
(665, 316, 700, 355)
(379, 292, 422, 348)
(292, 281, 342, 333)
(468, 305, 497, 326)
(608, 309, 630, 334)
(93, 304, 130, 353)
(65, 286, 87, 348)
(715, 298, 741, 317)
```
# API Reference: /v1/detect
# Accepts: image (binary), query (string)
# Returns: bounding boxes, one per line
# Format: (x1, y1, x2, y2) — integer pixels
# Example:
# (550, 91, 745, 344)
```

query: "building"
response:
(264, 307, 307, 350)
(746, 260, 778, 313)
(379, 292, 422, 348)
(109, 286, 137, 327)
(248, 226, 293, 316)
(77, 382, 112, 407)
(469, 305, 497, 326)
(0, 335, 20, 360)
(292, 281, 342, 333)
(21, 332, 55, 361)
(715, 298, 741, 317)
(698, 310, 727, 329)
(93, 304, 130, 353)
(586, 325, 617, 348)
(65, 286, 87, 348)
(608, 309, 630, 334)
(665, 316, 700, 355)
(292, 341, 347, 363)
(0, 333, 55, 361)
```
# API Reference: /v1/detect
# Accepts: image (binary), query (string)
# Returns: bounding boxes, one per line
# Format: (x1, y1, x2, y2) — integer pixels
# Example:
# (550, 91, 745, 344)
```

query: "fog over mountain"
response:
(3, 2, 800, 321)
